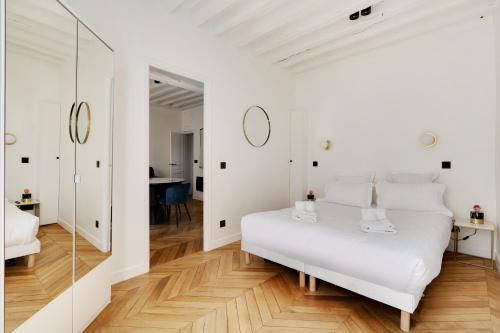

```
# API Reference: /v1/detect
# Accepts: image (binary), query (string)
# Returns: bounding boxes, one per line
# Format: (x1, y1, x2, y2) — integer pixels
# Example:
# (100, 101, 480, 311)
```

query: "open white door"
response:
(289, 109, 308, 206)
(170, 132, 184, 178)
(37, 101, 61, 225)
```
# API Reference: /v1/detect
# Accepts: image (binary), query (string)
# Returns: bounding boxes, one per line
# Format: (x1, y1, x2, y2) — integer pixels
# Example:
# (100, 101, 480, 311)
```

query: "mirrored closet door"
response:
(74, 21, 113, 281)
(4, 0, 113, 331)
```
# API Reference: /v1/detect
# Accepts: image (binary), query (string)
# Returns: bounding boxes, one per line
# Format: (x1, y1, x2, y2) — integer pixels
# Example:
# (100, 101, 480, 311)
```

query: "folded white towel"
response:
(361, 208, 387, 221)
(359, 219, 396, 234)
(291, 209, 318, 223)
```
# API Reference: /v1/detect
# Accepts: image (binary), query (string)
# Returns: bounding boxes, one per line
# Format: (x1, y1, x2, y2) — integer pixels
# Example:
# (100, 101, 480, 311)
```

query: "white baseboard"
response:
(58, 218, 73, 233)
(58, 218, 107, 253)
(111, 263, 148, 285)
(205, 233, 241, 251)
(76, 224, 107, 253)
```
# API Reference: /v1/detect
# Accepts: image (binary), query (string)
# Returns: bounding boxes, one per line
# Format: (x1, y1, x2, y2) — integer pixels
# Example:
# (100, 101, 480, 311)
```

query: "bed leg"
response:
(26, 254, 35, 268)
(244, 252, 251, 265)
(309, 276, 316, 292)
(400, 311, 410, 332)
(299, 272, 305, 288)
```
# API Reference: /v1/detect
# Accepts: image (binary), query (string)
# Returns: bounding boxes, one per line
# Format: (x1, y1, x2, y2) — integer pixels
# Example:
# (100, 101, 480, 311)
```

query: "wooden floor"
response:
(5, 224, 109, 332)
(86, 242, 500, 332)
(150, 198, 203, 268)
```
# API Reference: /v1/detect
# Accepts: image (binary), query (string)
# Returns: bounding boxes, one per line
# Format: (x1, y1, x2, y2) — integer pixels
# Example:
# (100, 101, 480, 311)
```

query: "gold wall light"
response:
(419, 131, 437, 148)
(5, 132, 17, 145)
(321, 139, 332, 151)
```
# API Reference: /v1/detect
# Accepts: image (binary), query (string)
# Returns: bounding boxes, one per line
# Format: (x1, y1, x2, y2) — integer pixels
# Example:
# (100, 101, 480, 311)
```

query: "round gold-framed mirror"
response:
(76, 101, 91, 144)
(243, 105, 270, 148)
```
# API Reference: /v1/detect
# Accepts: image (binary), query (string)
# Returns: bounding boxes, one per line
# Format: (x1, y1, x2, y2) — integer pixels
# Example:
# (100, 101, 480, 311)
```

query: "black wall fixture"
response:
(361, 6, 372, 16)
(349, 11, 359, 20)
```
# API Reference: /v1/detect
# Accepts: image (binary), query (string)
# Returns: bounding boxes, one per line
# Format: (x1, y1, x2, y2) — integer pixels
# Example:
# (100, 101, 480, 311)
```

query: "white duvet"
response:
(5, 200, 39, 248)
(241, 201, 452, 295)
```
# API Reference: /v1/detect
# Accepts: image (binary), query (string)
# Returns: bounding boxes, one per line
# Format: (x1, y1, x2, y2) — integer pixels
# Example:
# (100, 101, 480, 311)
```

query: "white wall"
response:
(64, 0, 293, 283)
(182, 106, 204, 200)
(5, 52, 60, 206)
(295, 16, 497, 258)
(149, 104, 182, 178)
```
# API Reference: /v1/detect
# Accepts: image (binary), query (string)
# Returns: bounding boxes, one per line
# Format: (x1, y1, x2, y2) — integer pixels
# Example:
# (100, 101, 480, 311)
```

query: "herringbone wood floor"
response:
(5, 224, 110, 332)
(86, 240, 500, 332)
(150, 198, 203, 268)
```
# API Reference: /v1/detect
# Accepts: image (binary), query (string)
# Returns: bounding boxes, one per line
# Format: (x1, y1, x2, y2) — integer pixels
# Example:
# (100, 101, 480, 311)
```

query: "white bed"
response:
(241, 201, 452, 331)
(5, 200, 40, 267)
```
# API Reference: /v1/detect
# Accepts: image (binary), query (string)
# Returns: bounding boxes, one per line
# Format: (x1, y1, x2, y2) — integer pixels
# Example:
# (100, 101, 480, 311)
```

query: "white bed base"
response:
(5, 239, 40, 268)
(242, 240, 421, 332)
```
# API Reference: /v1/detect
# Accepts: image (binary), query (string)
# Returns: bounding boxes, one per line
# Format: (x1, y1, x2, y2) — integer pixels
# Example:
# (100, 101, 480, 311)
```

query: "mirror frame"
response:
(243, 105, 271, 148)
(75, 101, 91, 144)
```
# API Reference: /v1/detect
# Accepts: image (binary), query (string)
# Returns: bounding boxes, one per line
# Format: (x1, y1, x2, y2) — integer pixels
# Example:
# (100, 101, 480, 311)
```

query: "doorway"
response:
(148, 66, 204, 268)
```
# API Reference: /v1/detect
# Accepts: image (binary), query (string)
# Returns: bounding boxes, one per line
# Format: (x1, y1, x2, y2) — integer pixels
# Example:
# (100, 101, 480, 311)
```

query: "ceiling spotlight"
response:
(361, 6, 372, 16)
(349, 11, 360, 20)
(154, 80, 161, 84)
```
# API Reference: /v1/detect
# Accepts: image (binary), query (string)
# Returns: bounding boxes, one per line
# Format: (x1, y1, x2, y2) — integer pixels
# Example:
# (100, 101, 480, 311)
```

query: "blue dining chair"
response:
(149, 186, 160, 225)
(160, 183, 191, 227)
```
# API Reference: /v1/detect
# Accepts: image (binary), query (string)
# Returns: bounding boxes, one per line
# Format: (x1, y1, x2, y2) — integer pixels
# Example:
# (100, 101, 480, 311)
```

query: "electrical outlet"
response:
(194, 159, 198, 163)
(95, 220, 99, 228)
(442, 161, 451, 169)
(313, 161, 318, 167)
(220, 220, 226, 228)
(220, 162, 226, 169)
(21, 157, 29, 163)
(96, 160, 100, 168)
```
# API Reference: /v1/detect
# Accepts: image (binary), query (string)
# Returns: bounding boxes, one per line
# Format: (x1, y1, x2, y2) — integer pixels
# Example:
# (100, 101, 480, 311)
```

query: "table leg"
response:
(491, 230, 495, 269)
(454, 226, 459, 257)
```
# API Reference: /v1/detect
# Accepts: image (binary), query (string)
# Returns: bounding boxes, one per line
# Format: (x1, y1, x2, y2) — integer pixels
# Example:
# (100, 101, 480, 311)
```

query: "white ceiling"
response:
(164, 0, 497, 73)
(149, 67, 204, 110)
(6, 0, 92, 62)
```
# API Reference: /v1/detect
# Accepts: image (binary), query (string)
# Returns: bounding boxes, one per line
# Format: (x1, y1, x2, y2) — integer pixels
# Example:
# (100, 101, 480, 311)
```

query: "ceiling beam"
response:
(268, 0, 424, 64)
(162, 0, 188, 13)
(150, 89, 191, 104)
(234, 0, 325, 47)
(212, 0, 288, 36)
(181, 102, 204, 110)
(172, 95, 204, 108)
(161, 91, 201, 105)
(194, 0, 238, 27)
(149, 85, 179, 98)
(150, 72, 203, 93)
(253, 0, 383, 56)
(289, 0, 494, 73)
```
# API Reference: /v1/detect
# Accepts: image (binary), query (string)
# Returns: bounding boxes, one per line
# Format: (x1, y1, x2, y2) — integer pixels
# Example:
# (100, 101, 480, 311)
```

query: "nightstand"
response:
(452, 217, 495, 269)
(13, 200, 40, 217)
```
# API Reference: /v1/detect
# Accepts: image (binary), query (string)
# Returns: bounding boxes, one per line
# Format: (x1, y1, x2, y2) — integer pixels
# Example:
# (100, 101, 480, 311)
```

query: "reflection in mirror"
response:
(75, 22, 114, 281)
(5, 0, 76, 331)
(243, 106, 271, 147)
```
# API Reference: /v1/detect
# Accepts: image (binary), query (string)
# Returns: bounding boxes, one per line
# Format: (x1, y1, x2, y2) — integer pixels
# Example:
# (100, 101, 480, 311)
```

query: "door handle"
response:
(169, 163, 177, 166)
(69, 102, 75, 143)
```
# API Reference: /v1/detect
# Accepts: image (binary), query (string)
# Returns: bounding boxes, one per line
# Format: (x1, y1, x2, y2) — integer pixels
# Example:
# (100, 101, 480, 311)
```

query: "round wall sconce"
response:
(419, 131, 437, 148)
(321, 139, 332, 151)
(5, 132, 17, 145)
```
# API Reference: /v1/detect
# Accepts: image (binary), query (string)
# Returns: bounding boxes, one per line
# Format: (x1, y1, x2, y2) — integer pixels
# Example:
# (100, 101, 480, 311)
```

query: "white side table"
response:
(453, 217, 495, 269)
(13, 200, 40, 217)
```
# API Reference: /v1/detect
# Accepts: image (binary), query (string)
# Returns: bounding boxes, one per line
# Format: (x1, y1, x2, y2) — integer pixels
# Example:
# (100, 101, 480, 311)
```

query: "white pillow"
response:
(376, 182, 452, 216)
(324, 182, 373, 208)
(385, 172, 439, 184)
(329, 172, 375, 184)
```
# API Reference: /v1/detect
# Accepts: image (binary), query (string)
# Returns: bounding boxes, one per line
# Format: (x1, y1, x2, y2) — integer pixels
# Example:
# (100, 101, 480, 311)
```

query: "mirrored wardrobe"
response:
(4, 0, 113, 331)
